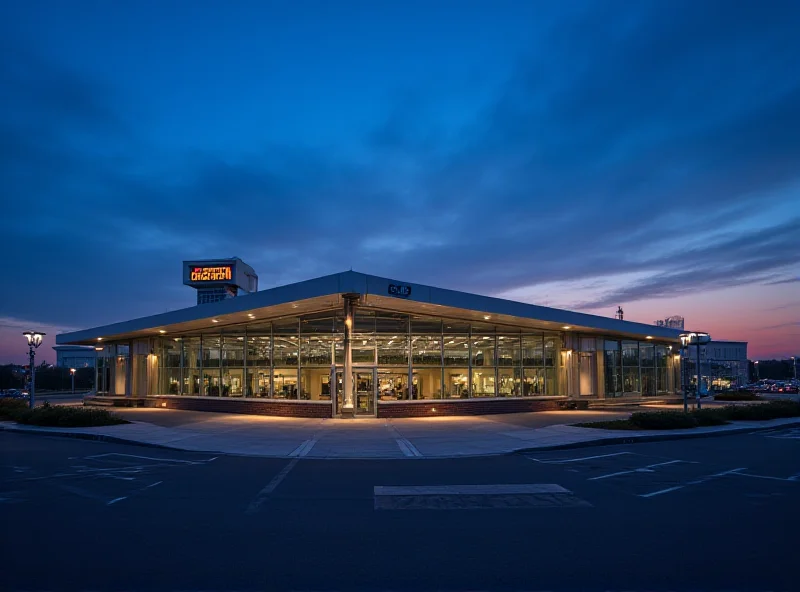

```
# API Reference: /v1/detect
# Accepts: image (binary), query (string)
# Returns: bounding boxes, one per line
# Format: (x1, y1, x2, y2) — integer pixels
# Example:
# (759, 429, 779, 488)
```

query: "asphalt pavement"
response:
(1, 427, 798, 591)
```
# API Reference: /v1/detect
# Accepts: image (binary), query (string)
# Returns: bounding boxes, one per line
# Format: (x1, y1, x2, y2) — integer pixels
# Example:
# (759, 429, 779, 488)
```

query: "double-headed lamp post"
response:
(22, 331, 46, 409)
(679, 332, 711, 410)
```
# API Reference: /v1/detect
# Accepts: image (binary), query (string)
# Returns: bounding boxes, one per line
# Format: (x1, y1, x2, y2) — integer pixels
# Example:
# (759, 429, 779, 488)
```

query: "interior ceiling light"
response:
(212, 319, 219, 323)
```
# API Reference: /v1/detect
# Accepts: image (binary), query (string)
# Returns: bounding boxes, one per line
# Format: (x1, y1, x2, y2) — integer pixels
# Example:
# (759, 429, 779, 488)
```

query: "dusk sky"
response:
(1, 0, 798, 364)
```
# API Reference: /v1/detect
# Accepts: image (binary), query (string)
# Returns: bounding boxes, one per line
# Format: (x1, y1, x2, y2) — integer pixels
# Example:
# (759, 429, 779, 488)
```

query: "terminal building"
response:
(56, 263, 685, 418)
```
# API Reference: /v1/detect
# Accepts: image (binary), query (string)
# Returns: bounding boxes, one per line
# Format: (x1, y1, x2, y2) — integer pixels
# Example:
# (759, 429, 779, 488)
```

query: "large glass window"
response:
(497, 335, 520, 367)
(622, 341, 640, 393)
(273, 369, 298, 399)
(376, 335, 408, 365)
(604, 340, 622, 397)
(246, 333, 270, 397)
(182, 337, 201, 395)
(523, 368, 545, 395)
(471, 334, 495, 367)
(158, 338, 182, 395)
(522, 335, 544, 366)
(544, 336, 558, 367)
(445, 368, 469, 398)
(497, 367, 521, 397)
(656, 345, 669, 393)
(378, 369, 408, 401)
(221, 335, 244, 397)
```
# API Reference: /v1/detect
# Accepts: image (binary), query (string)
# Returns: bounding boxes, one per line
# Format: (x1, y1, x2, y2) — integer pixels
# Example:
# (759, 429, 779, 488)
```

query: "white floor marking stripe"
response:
(289, 439, 317, 457)
(588, 459, 685, 481)
(396, 439, 423, 457)
(375, 484, 572, 496)
(85, 453, 212, 464)
(246, 458, 300, 513)
(639, 486, 685, 498)
(530, 452, 632, 464)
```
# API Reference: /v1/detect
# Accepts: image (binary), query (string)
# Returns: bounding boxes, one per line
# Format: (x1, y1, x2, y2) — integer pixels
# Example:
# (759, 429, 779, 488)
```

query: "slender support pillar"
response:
(341, 296, 356, 416)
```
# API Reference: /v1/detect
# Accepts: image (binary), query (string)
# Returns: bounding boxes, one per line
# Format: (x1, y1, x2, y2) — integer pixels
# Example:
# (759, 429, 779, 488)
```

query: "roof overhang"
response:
(57, 271, 683, 345)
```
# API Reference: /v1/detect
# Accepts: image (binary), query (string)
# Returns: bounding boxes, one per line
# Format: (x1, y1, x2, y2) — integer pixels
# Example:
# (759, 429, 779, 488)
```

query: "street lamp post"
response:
(679, 332, 711, 410)
(754, 360, 759, 381)
(679, 335, 689, 412)
(22, 331, 46, 410)
(70, 368, 76, 394)
(792, 356, 797, 380)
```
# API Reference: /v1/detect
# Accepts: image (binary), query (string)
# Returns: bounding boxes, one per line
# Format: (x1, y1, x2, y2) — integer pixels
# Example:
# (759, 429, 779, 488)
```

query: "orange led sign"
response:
(190, 266, 232, 282)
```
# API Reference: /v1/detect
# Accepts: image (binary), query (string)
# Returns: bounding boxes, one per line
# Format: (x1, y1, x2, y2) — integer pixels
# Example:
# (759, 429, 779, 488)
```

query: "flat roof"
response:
(56, 270, 684, 344)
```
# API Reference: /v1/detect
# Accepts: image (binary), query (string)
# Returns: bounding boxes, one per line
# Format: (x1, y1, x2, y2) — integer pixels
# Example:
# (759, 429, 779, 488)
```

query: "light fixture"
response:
(159, 330, 166, 334)
(562, 326, 571, 330)
(94, 346, 104, 352)
(646, 336, 653, 340)
(483, 315, 491, 320)
(212, 319, 219, 323)
(97, 337, 103, 341)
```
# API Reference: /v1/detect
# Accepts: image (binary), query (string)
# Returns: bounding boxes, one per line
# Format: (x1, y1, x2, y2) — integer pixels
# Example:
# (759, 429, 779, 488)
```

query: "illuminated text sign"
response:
(190, 266, 233, 282)
(388, 283, 412, 298)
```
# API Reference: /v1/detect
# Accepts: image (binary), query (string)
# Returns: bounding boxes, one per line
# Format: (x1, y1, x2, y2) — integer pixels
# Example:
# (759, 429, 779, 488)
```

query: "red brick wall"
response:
(145, 396, 332, 418)
(377, 398, 587, 418)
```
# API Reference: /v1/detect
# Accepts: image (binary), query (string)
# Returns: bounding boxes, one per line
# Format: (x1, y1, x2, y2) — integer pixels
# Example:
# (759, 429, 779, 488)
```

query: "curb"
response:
(512, 419, 800, 455)
(3, 419, 799, 460)
(0, 424, 181, 452)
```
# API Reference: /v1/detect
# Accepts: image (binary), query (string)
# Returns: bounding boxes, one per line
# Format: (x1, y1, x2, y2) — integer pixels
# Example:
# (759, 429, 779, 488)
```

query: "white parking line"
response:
(588, 460, 687, 481)
(85, 453, 215, 465)
(396, 439, 423, 457)
(106, 480, 162, 506)
(246, 458, 299, 514)
(529, 452, 632, 464)
(638, 468, 746, 498)
(639, 486, 685, 498)
(289, 439, 318, 457)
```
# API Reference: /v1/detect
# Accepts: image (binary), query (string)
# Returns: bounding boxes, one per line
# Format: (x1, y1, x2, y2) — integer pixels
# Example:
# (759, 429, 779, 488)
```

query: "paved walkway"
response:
(3, 408, 800, 459)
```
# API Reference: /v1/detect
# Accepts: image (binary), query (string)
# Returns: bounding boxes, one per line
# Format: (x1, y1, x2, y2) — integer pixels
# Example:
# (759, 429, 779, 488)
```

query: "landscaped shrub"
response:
(691, 408, 729, 426)
(576, 400, 800, 430)
(14, 402, 128, 427)
(0, 398, 28, 421)
(721, 400, 800, 421)
(714, 391, 762, 401)
(629, 410, 699, 429)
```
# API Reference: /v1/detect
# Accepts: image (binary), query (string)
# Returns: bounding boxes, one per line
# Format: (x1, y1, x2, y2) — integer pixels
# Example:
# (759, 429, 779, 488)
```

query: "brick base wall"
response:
(144, 396, 332, 418)
(377, 398, 588, 418)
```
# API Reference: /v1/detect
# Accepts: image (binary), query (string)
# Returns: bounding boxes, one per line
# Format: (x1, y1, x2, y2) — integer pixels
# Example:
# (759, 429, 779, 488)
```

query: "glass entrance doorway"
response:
(354, 369, 375, 415)
(334, 368, 376, 416)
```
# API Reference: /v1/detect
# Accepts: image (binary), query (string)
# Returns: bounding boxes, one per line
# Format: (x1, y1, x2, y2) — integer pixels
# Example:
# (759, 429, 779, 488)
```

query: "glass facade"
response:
(104, 306, 678, 412)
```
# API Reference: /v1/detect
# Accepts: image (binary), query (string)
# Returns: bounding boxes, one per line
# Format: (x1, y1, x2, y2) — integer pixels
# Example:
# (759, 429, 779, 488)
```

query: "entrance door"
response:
(354, 369, 376, 416)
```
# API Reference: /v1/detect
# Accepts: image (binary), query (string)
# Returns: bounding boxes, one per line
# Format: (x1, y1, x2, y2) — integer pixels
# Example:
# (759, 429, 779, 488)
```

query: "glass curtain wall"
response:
(273, 318, 299, 399)
(143, 311, 581, 400)
(622, 341, 640, 393)
(411, 319, 442, 400)
(656, 345, 669, 394)
(640, 342, 656, 396)
(443, 322, 470, 398)
(604, 340, 622, 397)
(300, 314, 336, 401)
(471, 324, 495, 397)
(497, 335, 521, 397)
(158, 339, 182, 395)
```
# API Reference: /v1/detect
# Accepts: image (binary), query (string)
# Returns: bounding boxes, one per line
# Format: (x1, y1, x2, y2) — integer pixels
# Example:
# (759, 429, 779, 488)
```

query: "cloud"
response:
(1, 0, 800, 349)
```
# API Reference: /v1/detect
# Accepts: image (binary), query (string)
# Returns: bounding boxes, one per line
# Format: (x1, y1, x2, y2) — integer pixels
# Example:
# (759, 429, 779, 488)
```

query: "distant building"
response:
(684, 340, 748, 391)
(655, 316, 685, 330)
(53, 345, 96, 369)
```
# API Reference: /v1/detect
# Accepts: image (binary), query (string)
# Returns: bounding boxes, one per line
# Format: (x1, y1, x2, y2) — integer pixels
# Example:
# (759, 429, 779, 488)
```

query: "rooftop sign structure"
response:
(182, 257, 258, 305)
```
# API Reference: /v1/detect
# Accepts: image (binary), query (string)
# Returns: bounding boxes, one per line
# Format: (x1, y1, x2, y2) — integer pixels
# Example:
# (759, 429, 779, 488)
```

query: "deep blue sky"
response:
(1, 0, 799, 362)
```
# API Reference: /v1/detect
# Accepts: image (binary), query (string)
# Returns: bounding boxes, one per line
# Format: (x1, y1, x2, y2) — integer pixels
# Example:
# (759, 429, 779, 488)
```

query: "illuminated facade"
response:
(58, 271, 684, 417)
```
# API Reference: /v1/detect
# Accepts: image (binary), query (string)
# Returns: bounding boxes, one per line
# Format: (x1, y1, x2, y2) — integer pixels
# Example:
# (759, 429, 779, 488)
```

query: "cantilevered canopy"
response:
(56, 271, 683, 344)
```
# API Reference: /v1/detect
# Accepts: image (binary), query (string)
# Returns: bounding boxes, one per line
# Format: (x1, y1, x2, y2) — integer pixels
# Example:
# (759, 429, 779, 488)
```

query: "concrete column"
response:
(342, 296, 356, 416)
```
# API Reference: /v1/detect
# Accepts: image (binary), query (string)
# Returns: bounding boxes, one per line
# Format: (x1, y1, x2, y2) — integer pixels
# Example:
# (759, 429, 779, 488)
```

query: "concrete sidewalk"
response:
(3, 408, 800, 459)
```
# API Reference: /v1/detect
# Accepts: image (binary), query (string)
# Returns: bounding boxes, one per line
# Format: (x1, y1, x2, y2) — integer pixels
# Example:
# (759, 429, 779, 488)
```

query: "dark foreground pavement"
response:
(1, 427, 799, 591)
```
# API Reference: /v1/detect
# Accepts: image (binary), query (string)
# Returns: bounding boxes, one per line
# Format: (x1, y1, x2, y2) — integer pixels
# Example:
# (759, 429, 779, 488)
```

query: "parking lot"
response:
(1, 427, 798, 591)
